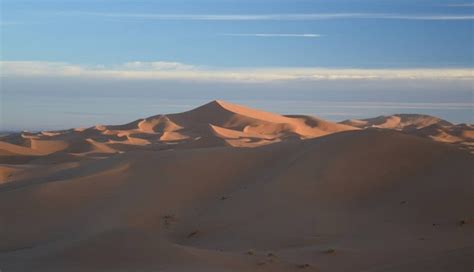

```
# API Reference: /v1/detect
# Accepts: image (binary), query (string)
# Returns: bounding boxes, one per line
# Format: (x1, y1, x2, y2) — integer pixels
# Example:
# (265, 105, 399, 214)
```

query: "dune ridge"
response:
(0, 100, 357, 158)
(2, 101, 472, 160)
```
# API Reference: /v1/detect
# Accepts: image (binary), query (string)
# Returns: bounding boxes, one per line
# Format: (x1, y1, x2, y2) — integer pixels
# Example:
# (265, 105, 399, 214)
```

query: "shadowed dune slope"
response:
(0, 129, 472, 272)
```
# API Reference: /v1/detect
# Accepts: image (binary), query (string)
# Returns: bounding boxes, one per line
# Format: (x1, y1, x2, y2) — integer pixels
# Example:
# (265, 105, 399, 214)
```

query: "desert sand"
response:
(0, 100, 473, 272)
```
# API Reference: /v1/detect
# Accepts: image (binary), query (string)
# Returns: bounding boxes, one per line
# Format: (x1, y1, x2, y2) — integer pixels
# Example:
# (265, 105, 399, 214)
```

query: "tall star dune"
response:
(0, 100, 357, 159)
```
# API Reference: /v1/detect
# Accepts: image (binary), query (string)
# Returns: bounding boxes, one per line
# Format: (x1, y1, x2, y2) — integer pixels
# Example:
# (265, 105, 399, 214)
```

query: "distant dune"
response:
(341, 114, 473, 151)
(340, 113, 453, 130)
(0, 101, 473, 272)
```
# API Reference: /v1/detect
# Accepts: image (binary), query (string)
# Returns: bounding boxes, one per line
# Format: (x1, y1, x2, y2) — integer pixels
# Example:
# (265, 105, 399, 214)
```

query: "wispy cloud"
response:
(220, 33, 322, 38)
(304, 101, 474, 110)
(1, 61, 473, 82)
(443, 3, 474, 7)
(0, 21, 25, 27)
(62, 12, 474, 21)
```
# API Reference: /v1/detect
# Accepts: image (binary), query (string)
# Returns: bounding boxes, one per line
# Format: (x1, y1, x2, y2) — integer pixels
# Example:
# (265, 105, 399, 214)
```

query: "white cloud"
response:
(0, 61, 85, 76)
(120, 61, 195, 70)
(1, 61, 473, 82)
(220, 33, 322, 38)
(70, 12, 474, 21)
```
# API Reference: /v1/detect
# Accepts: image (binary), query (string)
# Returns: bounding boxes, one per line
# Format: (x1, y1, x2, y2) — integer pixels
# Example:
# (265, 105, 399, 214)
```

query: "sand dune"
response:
(340, 114, 453, 130)
(0, 101, 473, 271)
(341, 114, 473, 151)
(0, 100, 357, 157)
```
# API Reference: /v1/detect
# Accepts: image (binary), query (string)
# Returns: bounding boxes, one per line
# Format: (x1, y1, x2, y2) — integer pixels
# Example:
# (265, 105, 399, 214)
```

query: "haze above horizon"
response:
(0, 0, 473, 130)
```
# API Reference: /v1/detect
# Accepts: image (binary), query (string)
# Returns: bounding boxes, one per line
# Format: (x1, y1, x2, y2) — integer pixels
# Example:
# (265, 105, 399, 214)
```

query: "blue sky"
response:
(0, 0, 473, 130)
